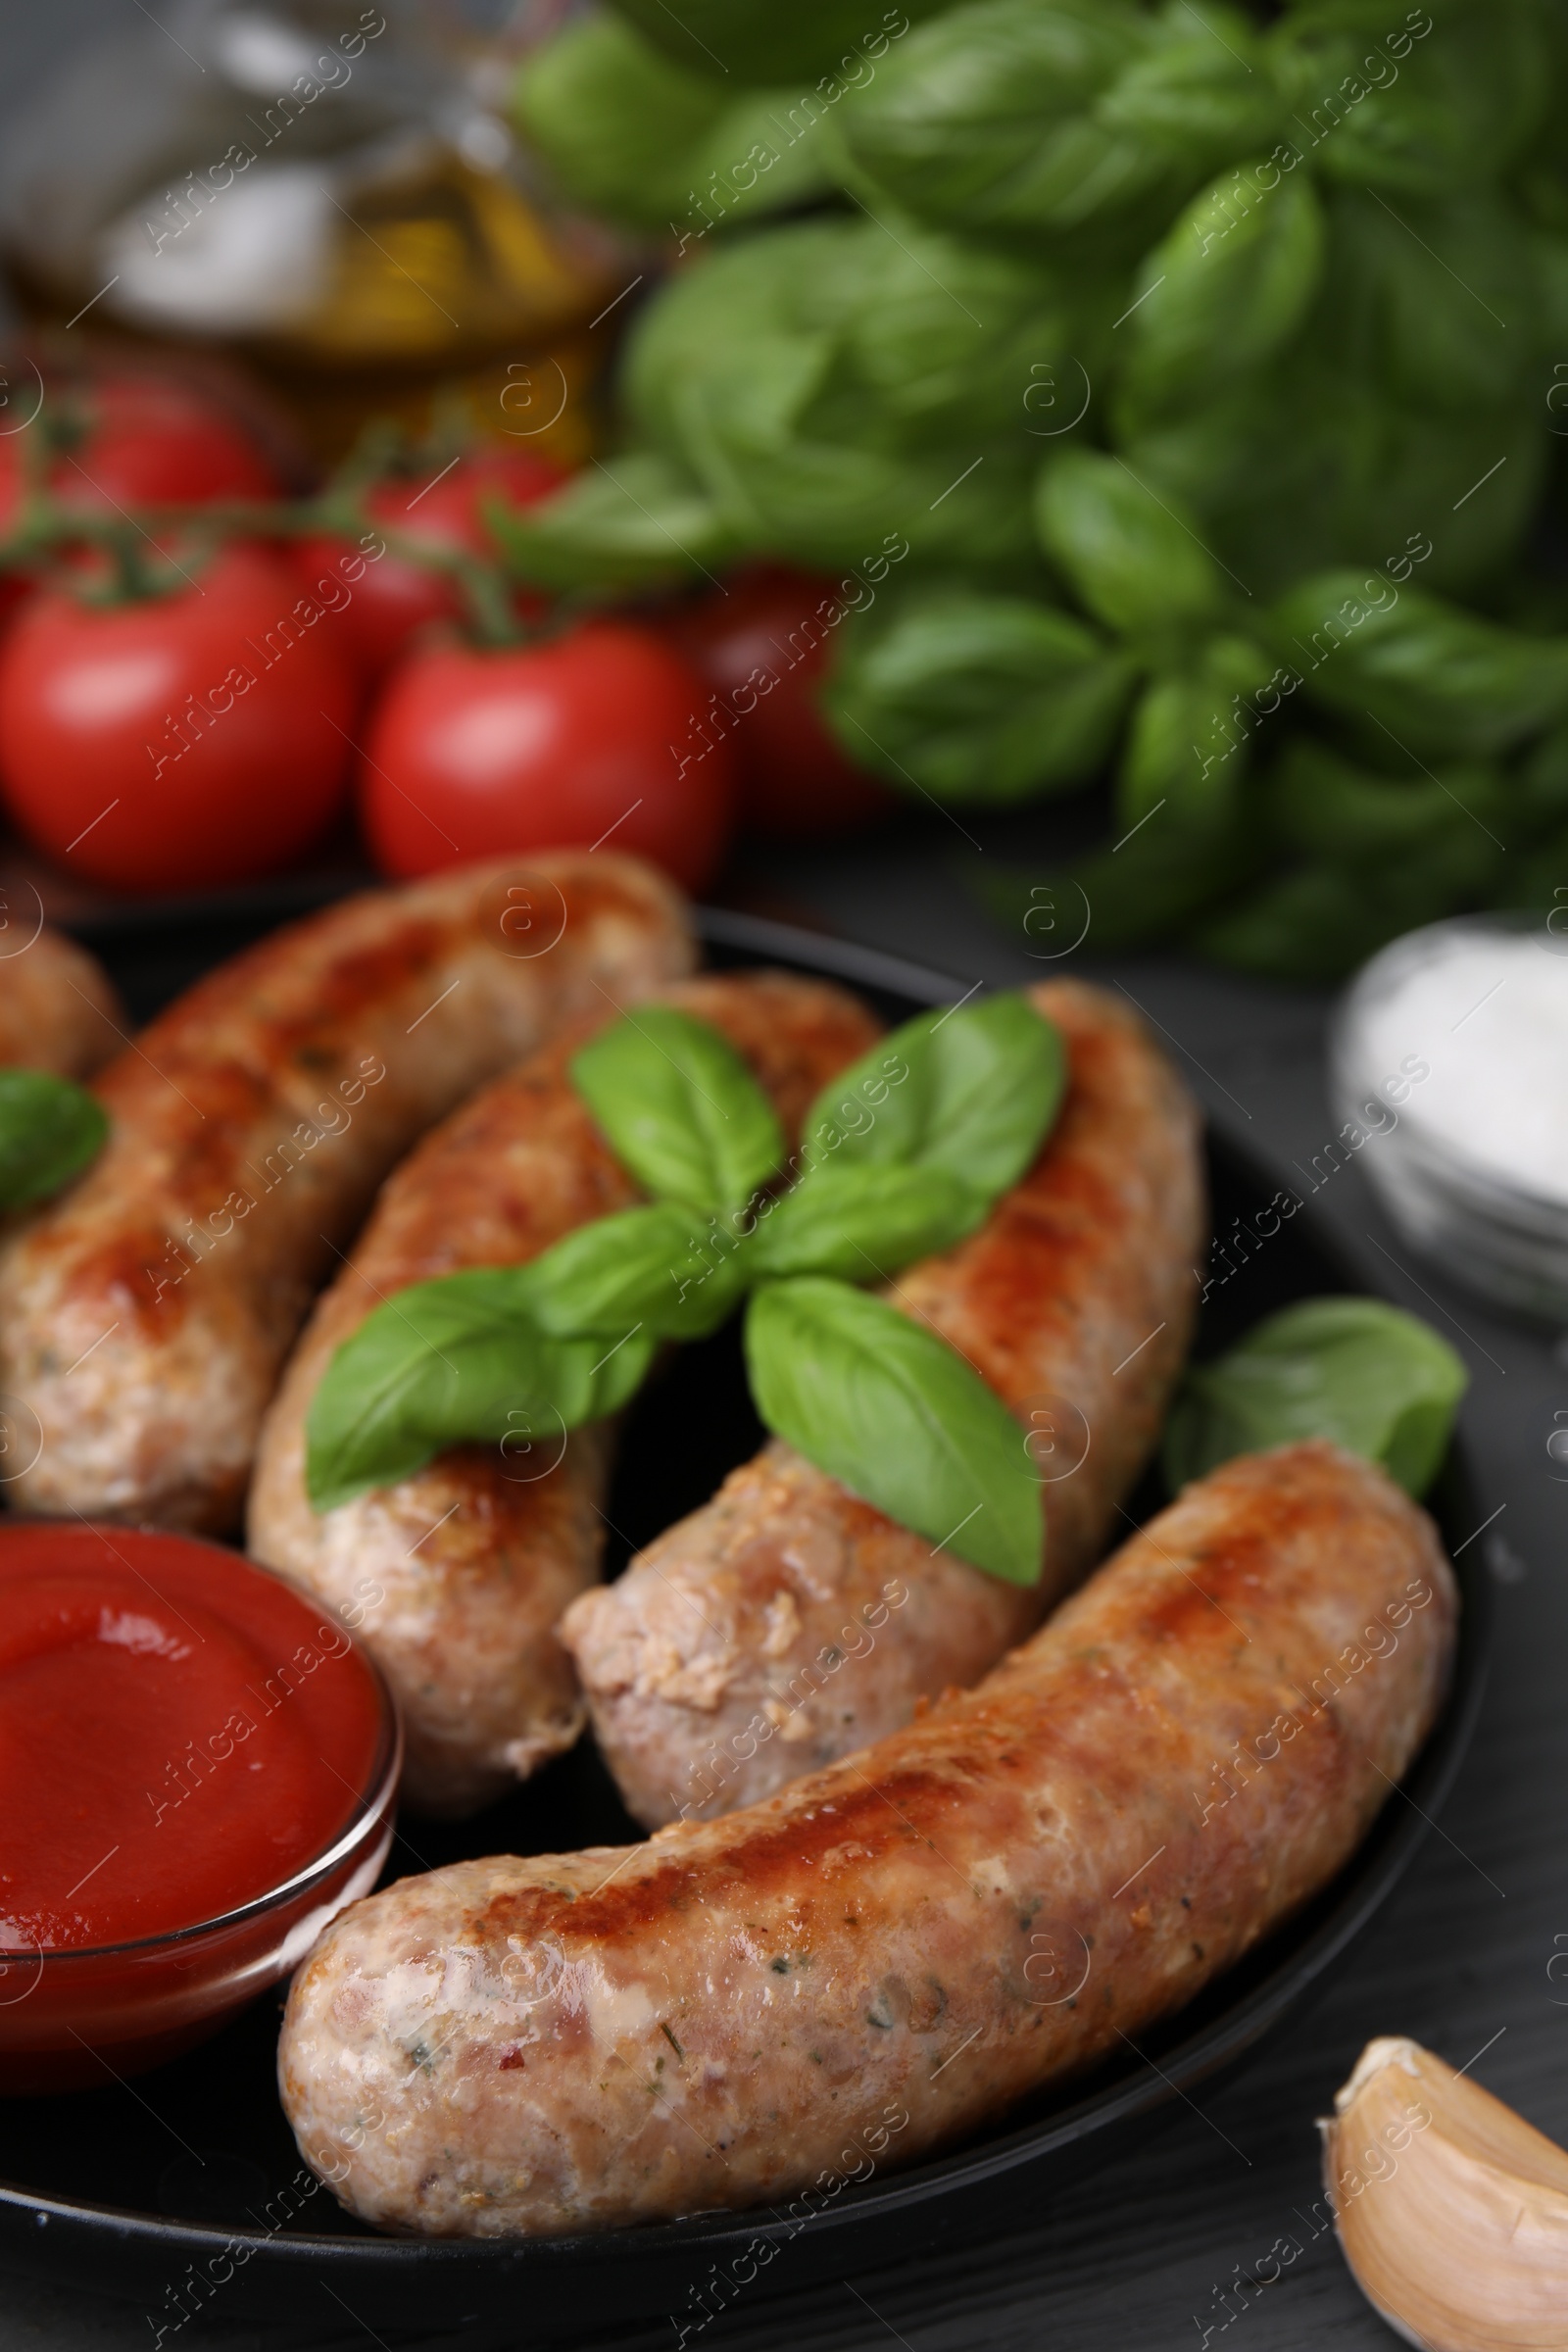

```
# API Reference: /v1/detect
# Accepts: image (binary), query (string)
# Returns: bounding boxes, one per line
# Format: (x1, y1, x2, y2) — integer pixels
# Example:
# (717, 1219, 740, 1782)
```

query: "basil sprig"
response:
(306, 992, 1065, 1581)
(1161, 1298, 1467, 1501)
(0, 1070, 107, 1209)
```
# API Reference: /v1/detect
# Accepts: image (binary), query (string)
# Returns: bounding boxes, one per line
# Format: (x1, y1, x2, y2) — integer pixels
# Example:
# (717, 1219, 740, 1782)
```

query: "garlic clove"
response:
(1322, 2034, 1568, 2351)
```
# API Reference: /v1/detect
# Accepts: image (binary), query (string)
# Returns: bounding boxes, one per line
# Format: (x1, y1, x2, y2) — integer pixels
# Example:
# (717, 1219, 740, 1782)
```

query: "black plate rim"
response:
(0, 906, 1492, 2285)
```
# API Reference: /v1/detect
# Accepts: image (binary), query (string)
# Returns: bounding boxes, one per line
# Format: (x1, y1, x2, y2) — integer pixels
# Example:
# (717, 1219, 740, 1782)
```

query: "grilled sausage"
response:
(0, 856, 692, 1533)
(279, 1441, 1457, 2239)
(0, 922, 122, 1076)
(560, 978, 1203, 1828)
(248, 973, 883, 1817)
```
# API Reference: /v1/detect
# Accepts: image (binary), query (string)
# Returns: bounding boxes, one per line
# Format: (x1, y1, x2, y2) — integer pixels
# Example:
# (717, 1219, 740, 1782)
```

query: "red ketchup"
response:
(0, 1524, 396, 2092)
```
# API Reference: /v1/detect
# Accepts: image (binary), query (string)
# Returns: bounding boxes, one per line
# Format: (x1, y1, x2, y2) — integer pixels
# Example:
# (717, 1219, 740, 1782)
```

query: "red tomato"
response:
(53, 377, 278, 510)
(0, 544, 355, 893)
(0, 377, 277, 535)
(0, 377, 280, 655)
(297, 447, 567, 680)
(361, 621, 735, 893)
(666, 564, 894, 837)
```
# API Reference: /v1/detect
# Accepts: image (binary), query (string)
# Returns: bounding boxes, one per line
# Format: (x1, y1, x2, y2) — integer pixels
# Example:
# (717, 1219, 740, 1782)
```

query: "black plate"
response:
(0, 907, 1490, 2339)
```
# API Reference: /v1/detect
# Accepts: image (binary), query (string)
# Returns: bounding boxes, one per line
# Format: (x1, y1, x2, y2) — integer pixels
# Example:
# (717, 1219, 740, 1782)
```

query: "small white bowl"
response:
(1331, 910, 1568, 1322)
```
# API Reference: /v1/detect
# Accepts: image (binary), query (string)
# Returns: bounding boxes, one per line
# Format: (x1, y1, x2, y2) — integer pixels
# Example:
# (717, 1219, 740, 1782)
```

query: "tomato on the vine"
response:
(665, 564, 894, 838)
(0, 544, 355, 894)
(55, 377, 279, 510)
(0, 375, 277, 533)
(298, 447, 567, 680)
(360, 620, 735, 893)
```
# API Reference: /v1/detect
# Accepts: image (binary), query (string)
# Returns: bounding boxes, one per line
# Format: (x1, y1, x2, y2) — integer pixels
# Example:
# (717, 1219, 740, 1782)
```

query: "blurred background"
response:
(0, 0, 1560, 982)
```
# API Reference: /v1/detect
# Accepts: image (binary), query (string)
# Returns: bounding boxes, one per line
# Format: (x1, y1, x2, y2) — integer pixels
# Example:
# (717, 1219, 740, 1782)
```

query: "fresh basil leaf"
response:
(1115, 635, 1278, 839)
(1270, 0, 1549, 196)
(829, 0, 1167, 248)
(514, 16, 727, 230)
(619, 216, 1061, 572)
(1097, 10, 1280, 168)
(0, 1070, 107, 1209)
(1264, 739, 1508, 868)
(803, 993, 1065, 1200)
(306, 1269, 655, 1512)
(608, 0, 952, 86)
(1119, 168, 1325, 421)
(570, 1006, 784, 1215)
(750, 1164, 982, 1283)
(528, 1202, 749, 1343)
(1330, 187, 1531, 422)
(823, 584, 1138, 806)
(746, 1279, 1044, 1584)
(1192, 828, 1501, 984)
(1271, 573, 1568, 758)
(488, 451, 740, 594)
(1161, 1298, 1467, 1499)
(1036, 448, 1229, 638)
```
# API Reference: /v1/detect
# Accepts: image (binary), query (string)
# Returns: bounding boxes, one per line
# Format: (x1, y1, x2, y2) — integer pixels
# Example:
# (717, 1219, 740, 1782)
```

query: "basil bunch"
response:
(502, 0, 1568, 981)
(0, 1071, 107, 1209)
(1162, 1298, 1467, 1500)
(307, 996, 1064, 1586)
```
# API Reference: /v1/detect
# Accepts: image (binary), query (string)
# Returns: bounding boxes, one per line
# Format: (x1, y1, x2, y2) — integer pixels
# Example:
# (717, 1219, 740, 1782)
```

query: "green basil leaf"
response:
(0, 1070, 107, 1209)
(1328, 187, 1532, 421)
(1115, 635, 1279, 839)
(1119, 167, 1325, 419)
(1192, 822, 1502, 983)
(528, 1202, 749, 1343)
(488, 451, 739, 594)
(607, 0, 952, 86)
(1161, 1298, 1467, 1499)
(1096, 11, 1280, 168)
(627, 211, 1081, 460)
(570, 1006, 785, 1215)
(1264, 739, 1508, 868)
(746, 1278, 1044, 1585)
(1271, 572, 1568, 758)
(823, 584, 1138, 806)
(618, 215, 1062, 573)
(803, 992, 1066, 1200)
(1269, 0, 1549, 196)
(306, 1269, 655, 1512)
(1036, 448, 1230, 637)
(514, 16, 728, 231)
(514, 16, 838, 233)
(829, 0, 1167, 247)
(750, 1164, 982, 1283)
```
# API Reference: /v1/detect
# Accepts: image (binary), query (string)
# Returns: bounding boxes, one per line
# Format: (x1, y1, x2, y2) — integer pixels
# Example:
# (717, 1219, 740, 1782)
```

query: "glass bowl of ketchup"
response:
(0, 1522, 399, 2094)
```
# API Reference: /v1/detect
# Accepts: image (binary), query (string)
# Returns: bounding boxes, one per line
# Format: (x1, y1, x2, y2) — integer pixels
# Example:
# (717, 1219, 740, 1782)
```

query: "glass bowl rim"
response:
(0, 1521, 402, 1969)
(1332, 907, 1568, 1223)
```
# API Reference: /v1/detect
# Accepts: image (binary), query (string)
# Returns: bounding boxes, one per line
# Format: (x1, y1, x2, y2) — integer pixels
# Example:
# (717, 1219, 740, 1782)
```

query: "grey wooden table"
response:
(3, 816, 1559, 2351)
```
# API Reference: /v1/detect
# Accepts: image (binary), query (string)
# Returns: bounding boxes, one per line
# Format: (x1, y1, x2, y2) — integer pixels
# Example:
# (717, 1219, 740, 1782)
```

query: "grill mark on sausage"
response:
(249, 970, 886, 1814)
(562, 978, 1205, 1827)
(278, 1449, 1455, 2241)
